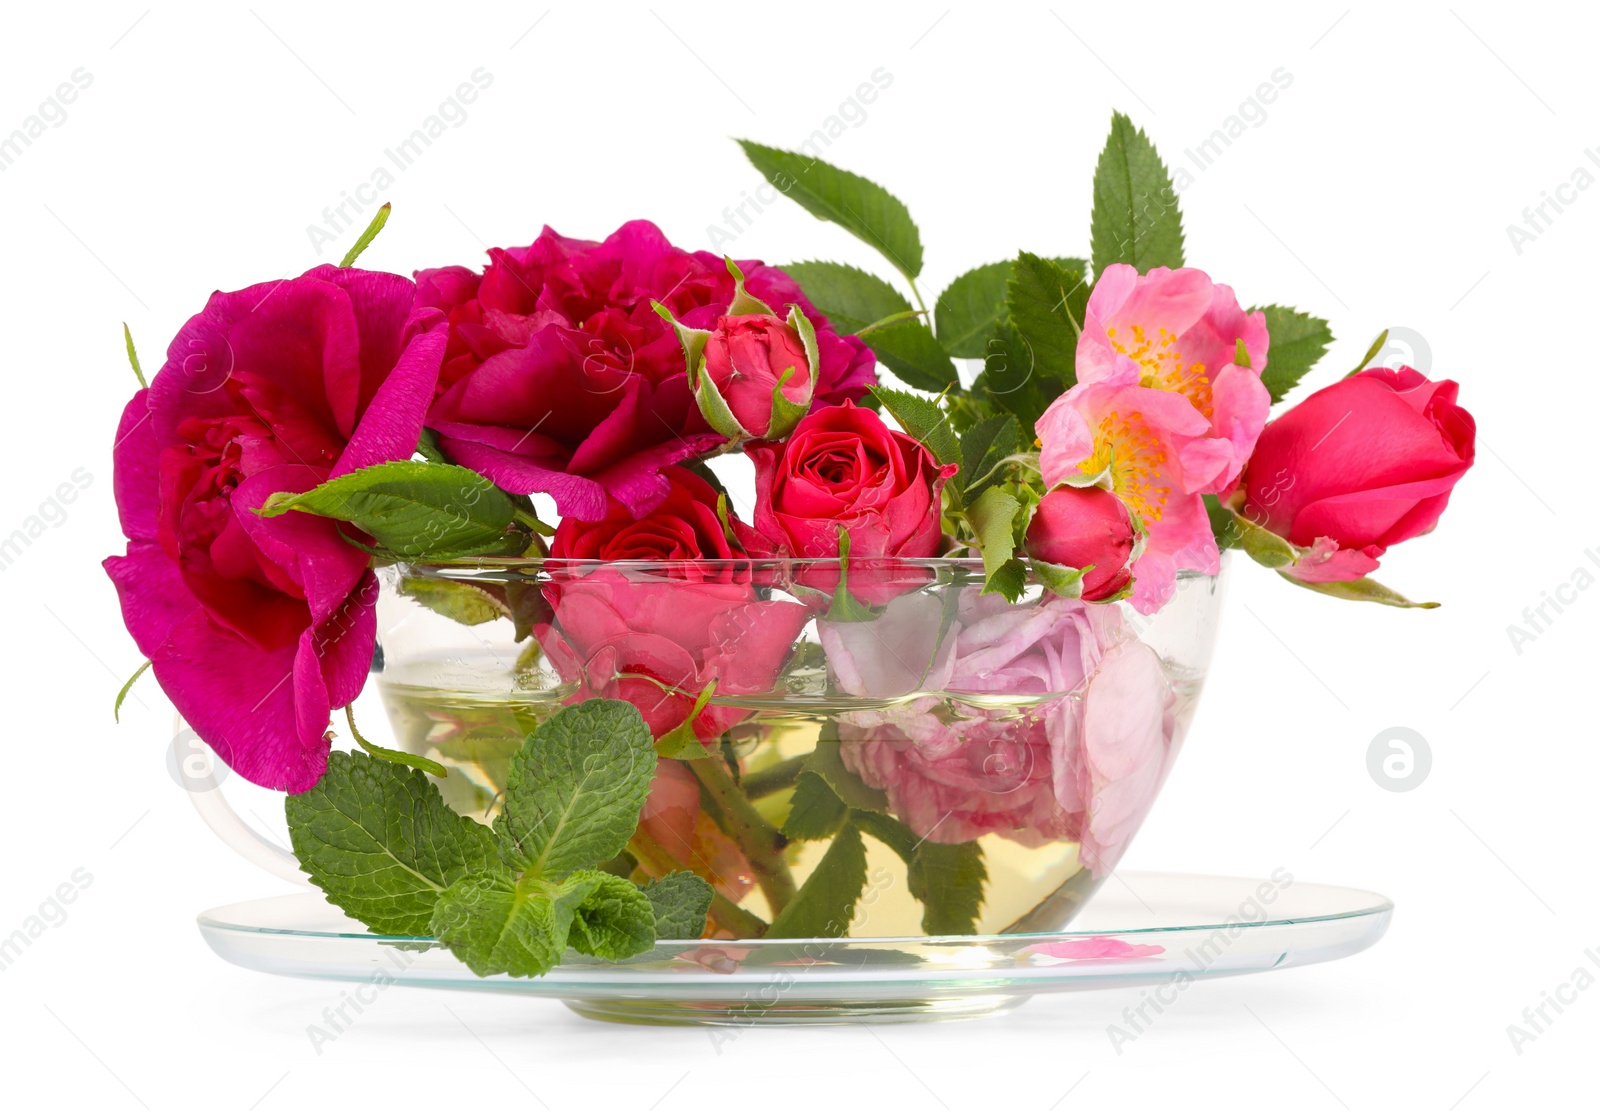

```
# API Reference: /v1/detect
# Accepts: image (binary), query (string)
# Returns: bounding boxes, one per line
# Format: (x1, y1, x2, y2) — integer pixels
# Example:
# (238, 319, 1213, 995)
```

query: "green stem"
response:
(740, 754, 810, 801)
(627, 832, 769, 939)
(908, 277, 932, 330)
(689, 756, 797, 917)
(344, 706, 448, 778)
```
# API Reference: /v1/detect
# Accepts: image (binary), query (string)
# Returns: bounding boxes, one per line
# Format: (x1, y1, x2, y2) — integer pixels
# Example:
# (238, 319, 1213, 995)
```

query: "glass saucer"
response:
(196, 871, 1391, 1025)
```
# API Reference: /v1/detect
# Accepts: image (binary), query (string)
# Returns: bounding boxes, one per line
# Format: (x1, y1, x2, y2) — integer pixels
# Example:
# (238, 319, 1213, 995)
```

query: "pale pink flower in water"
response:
(1025, 936, 1164, 961)
(1076, 263, 1270, 493)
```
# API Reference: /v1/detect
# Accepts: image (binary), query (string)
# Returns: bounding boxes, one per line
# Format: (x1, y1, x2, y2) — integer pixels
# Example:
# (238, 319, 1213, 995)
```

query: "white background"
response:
(1, 2, 1592, 1115)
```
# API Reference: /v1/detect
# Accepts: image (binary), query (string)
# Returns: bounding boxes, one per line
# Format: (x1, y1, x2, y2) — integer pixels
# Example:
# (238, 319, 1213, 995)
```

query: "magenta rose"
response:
(416, 221, 876, 521)
(1024, 485, 1138, 601)
(103, 267, 447, 792)
(1237, 366, 1476, 582)
(538, 468, 809, 740)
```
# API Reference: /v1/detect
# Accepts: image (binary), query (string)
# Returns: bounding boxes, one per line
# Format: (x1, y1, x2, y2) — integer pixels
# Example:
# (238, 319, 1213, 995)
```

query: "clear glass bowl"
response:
(373, 558, 1227, 939)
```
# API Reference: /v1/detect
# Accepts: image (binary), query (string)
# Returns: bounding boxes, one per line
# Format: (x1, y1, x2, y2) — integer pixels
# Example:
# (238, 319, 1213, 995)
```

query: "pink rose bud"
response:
(700, 312, 816, 439)
(1237, 366, 1475, 583)
(1025, 485, 1138, 601)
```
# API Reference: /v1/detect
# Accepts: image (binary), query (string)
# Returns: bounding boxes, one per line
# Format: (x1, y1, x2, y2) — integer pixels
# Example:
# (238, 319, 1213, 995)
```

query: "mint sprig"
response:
(286, 699, 713, 978)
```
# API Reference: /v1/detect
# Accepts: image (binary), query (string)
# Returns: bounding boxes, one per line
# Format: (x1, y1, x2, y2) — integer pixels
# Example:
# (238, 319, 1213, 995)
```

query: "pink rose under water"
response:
(417, 221, 876, 520)
(824, 588, 1177, 870)
(103, 267, 447, 791)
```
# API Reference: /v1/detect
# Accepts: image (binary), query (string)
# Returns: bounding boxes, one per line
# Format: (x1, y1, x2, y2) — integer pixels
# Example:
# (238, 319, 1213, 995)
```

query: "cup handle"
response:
(175, 718, 310, 886)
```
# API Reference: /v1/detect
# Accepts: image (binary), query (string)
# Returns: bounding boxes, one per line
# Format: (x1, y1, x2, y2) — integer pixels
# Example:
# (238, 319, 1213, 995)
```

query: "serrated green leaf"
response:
(764, 823, 868, 939)
(737, 140, 924, 279)
(1006, 252, 1089, 386)
(968, 485, 1022, 587)
(653, 680, 719, 760)
(936, 259, 1088, 359)
(286, 751, 499, 936)
(802, 724, 889, 813)
(1256, 305, 1334, 403)
(869, 385, 960, 468)
(495, 699, 657, 877)
(850, 810, 987, 935)
(561, 869, 657, 960)
(867, 319, 956, 394)
(958, 413, 1021, 498)
(429, 869, 575, 978)
(977, 321, 1063, 433)
(399, 575, 510, 627)
(783, 770, 849, 840)
(642, 871, 715, 939)
(906, 838, 987, 936)
(259, 461, 524, 561)
(985, 557, 1028, 601)
(1278, 572, 1439, 609)
(781, 260, 912, 333)
(1090, 111, 1186, 276)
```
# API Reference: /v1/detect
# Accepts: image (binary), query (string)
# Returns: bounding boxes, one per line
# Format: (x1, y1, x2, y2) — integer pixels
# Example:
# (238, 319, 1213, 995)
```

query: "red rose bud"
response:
(1025, 485, 1138, 601)
(1237, 366, 1475, 583)
(699, 310, 816, 440)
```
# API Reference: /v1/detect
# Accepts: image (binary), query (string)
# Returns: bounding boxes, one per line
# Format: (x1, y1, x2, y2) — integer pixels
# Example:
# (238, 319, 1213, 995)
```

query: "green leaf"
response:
(867, 319, 957, 394)
(415, 427, 447, 464)
(825, 525, 881, 623)
(286, 751, 498, 936)
(653, 680, 719, 760)
(339, 201, 391, 268)
(641, 871, 715, 939)
(802, 724, 889, 813)
(561, 869, 657, 960)
(1031, 559, 1088, 599)
(850, 811, 986, 935)
(780, 260, 911, 333)
(764, 823, 868, 939)
(935, 259, 1088, 359)
(122, 323, 146, 389)
(259, 461, 525, 561)
(967, 485, 1023, 593)
(737, 140, 924, 280)
(984, 557, 1028, 601)
(1203, 496, 1298, 568)
(783, 770, 850, 840)
(1278, 572, 1439, 609)
(906, 839, 988, 936)
(958, 413, 1021, 498)
(1090, 111, 1186, 276)
(1346, 328, 1388, 377)
(113, 659, 151, 722)
(399, 575, 510, 627)
(494, 699, 656, 878)
(1006, 252, 1089, 386)
(869, 385, 960, 468)
(977, 321, 1063, 433)
(429, 869, 575, 978)
(1256, 306, 1334, 403)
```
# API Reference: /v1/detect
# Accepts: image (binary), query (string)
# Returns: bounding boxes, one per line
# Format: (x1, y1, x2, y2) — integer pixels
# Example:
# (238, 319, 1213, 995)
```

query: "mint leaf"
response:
(938, 257, 1091, 361)
(1007, 252, 1089, 387)
(869, 385, 960, 469)
(783, 770, 849, 840)
(642, 871, 715, 939)
(868, 320, 957, 394)
(1256, 305, 1334, 403)
(1090, 111, 1185, 276)
(429, 869, 575, 978)
(561, 869, 656, 960)
(737, 140, 924, 280)
(764, 823, 868, 939)
(260, 461, 525, 561)
(399, 575, 511, 627)
(286, 751, 498, 936)
(957, 413, 1021, 499)
(495, 699, 656, 877)
(781, 260, 911, 333)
